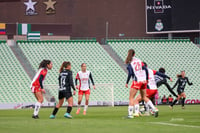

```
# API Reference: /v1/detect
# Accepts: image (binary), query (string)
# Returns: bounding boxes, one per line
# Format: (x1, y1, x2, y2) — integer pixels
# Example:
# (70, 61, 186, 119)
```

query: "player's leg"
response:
(170, 94, 181, 109)
(128, 87, 138, 118)
(181, 92, 186, 109)
(133, 94, 142, 116)
(64, 95, 73, 119)
(83, 91, 90, 115)
(164, 82, 178, 97)
(140, 88, 158, 117)
(50, 98, 64, 119)
(76, 91, 83, 114)
(33, 91, 43, 119)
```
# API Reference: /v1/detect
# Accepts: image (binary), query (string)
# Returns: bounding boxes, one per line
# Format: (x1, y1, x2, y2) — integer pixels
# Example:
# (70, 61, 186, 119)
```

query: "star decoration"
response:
(24, 0, 37, 11)
(44, 0, 57, 10)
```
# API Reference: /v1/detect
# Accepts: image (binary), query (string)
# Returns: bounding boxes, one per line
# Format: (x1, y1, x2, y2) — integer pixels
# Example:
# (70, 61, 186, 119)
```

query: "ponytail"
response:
(125, 49, 135, 64)
(39, 59, 51, 69)
(59, 61, 71, 73)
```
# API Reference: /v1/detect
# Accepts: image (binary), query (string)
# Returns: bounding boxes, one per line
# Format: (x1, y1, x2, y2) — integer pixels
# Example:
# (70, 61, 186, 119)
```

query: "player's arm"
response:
(172, 78, 179, 90)
(69, 72, 76, 91)
(39, 75, 44, 89)
(154, 70, 172, 81)
(126, 64, 135, 87)
(142, 66, 149, 82)
(75, 73, 79, 89)
(58, 74, 61, 88)
(89, 72, 95, 89)
(186, 77, 193, 85)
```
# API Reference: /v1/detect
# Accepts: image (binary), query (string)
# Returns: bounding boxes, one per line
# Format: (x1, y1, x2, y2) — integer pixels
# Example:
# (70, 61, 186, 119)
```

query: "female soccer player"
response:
(31, 60, 53, 119)
(125, 49, 158, 118)
(75, 63, 95, 115)
(134, 62, 172, 116)
(169, 71, 193, 109)
(50, 61, 76, 119)
(155, 67, 178, 97)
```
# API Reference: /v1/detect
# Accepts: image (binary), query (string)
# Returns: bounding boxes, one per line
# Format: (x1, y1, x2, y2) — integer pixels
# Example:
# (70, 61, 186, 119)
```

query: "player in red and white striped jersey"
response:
(31, 60, 53, 119)
(75, 63, 95, 115)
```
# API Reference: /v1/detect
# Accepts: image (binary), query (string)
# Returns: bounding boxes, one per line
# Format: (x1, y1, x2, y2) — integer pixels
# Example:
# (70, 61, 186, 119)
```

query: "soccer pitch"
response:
(0, 105, 200, 133)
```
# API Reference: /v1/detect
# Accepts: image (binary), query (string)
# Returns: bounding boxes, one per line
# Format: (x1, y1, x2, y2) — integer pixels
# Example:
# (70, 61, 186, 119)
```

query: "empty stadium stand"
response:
(17, 40, 128, 102)
(0, 41, 35, 103)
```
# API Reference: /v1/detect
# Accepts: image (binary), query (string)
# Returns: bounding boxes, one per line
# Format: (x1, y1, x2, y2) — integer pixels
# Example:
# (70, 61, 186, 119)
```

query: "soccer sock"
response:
(171, 99, 178, 107)
(128, 106, 133, 116)
(135, 104, 140, 114)
(34, 102, 41, 116)
(84, 105, 88, 111)
(146, 101, 155, 110)
(145, 103, 149, 112)
(52, 107, 59, 116)
(67, 106, 72, 114)
(182, 98, 185, 107)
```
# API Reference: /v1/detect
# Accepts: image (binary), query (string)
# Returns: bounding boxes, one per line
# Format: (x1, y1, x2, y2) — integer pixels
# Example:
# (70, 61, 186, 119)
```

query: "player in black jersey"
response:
(49, 61, 76, 119)
(155, 67, 178, 97)
(169, 71, 193, 109)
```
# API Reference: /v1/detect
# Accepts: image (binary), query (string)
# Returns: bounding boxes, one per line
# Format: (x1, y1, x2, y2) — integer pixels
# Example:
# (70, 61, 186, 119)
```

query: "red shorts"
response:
(31, 86, 42, 93)
(131, 81, 147, 90)
(146, 89, 158, 98)
(78, 89, 90, 95)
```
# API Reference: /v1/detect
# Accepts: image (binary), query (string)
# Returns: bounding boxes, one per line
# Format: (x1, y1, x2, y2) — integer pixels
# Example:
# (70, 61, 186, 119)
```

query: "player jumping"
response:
(31, 60, 53, 119)
(50, 61, 76, 119)
(169, 71, 193, 109)
(75, 63, 95, 115)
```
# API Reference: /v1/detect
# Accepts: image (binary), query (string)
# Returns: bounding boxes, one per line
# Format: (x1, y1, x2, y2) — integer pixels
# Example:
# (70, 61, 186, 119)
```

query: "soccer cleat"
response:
(32, 115, 39, 119)
(169, 105, 173, 109)
(76, 108, 80, 115)
(182, 106, 185, 109)
(143, 112, 150, 116)
(83, 111, 86, 115)
(153, 108, 159, 118)
(127, 115, 133, 119)
(133, 113, 140, 117)
(64, 113, 72, 119)
(49, 114, 55, 119)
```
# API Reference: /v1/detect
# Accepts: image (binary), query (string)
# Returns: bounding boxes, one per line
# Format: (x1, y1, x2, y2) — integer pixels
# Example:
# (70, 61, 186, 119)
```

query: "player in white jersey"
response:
(75, 63, 95, 115)
(125, 49, 158, 118)
(135, 62, 172, 116)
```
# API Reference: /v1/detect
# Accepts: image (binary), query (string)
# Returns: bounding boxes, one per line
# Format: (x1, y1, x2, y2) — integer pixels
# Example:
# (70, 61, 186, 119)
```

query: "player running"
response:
(169, 71, 193, 109)
(50, 61, 76, 119)
(155, 67, 178, 97)
(31, 60, 53, 119)
(125, 49, 158, 118)
(75, 63, 95, 115)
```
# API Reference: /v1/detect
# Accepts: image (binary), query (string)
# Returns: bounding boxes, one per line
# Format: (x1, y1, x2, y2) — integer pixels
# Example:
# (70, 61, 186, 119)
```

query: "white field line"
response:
(149, 122, 200, 128)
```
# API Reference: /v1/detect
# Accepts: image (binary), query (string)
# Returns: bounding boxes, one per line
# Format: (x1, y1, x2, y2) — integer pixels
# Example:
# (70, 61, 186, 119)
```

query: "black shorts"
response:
(58, 91, 72, 100)
(177, 89, 184, 95)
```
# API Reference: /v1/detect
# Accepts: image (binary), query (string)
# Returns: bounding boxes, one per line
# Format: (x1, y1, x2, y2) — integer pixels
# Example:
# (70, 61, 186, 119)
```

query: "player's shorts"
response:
(177, 89, 184, 95)
(31, 86, 42, 93)
(78, 89, 90, 95)
(131, 81, 147, 90)
(58, 90, 72, 100)
(146, 89, 158, 98)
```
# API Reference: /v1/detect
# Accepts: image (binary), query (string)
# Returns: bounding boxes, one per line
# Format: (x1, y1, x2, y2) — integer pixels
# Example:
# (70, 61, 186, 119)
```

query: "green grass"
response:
(0, 105, 200, 133)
